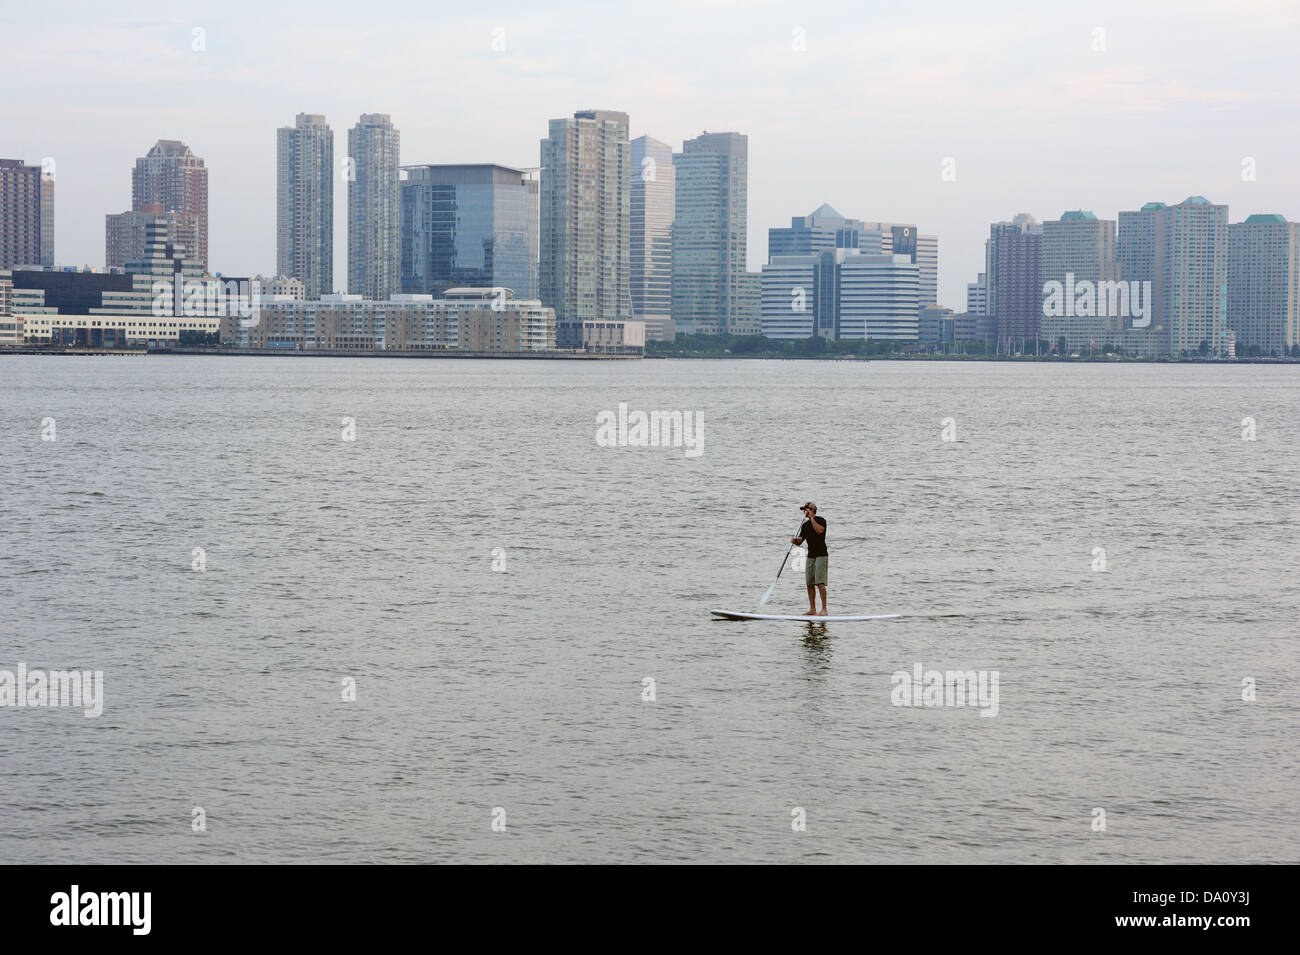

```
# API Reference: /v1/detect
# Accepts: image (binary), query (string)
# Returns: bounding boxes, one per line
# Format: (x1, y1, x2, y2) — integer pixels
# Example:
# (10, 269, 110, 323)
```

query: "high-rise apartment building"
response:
(986, 214, 1043, 351)
(1228, 214, 1300, 356)
(1119, 196, 1228, 357)
(132, 140, 207, 269)
(348, 114, 401, 300)
(400, 163, 539, 299)
(1116, 202, 1161, 356)
(0, 159, 54, 269)
(630, 135, 675, 341)
(1040, 211, 1121, 352)
(277, 113, 334, 299)
(540, 109, 632, 343)
(672, 131, 748, 335)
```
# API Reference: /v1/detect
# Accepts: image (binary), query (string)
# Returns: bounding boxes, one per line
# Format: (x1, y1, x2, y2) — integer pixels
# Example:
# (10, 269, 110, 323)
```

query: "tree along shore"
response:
(647, 333, 1300, 361)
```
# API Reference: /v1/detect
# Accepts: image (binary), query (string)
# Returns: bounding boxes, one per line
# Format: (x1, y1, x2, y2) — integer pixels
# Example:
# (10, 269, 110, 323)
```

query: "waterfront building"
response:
(220, 287, 557, 353)
(919, 306, 954, 344)
(952, 311, 997, 347)
(1228, 213, 1300, 356)
(768, 203, 866, 257)
(630, 135, 675, 341)
(400, 164, 538, 300)
(277, 113, 334, 298)
(540, 109, 636, 347)
(106, 204, 178, 270)
(0, 273, 18, 346)
(986, 214, 1043, 352)
(761, 249, 918, 341)
(0, 158, 54, 269)
(1040, 211, 1121, 352)
(1119, 196, 1229, 357)
(132, 140, 207, 270)
(966, 272, 987, 315)
(348, 113, 401, 300)
(672, 131, 748, 335)
(768, 204, 936, 309)
(15, 222, 222, 346)
(760, 255, 819, 339)
(734, 271, 762, 336)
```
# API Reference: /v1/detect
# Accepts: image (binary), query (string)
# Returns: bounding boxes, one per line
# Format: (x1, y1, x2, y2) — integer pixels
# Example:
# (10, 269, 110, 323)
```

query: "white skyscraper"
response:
(1119, 197, 1228, 358)
(837, 252, 920, 340)
(348, 113, 401, 300)
(760, 255, 819, 339)
(761, 249, 917, 341)
(277, 113, 333, 299)
(630, 135, 675, 341)
(1229, 214, 1300, 357)
(1041, 211, 1120, 352)
(540, 109, 632, 345)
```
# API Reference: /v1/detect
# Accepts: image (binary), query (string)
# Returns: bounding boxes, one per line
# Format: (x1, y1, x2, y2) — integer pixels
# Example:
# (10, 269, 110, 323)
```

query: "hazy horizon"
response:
(6, 0, 1299, 309)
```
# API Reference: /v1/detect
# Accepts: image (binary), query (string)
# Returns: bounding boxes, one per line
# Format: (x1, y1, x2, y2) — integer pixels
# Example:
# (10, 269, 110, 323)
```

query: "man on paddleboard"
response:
(791, 502, 828, 616)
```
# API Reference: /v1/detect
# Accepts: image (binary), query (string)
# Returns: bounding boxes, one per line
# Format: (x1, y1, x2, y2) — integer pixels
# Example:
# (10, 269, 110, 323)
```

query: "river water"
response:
(1, 355, 1295, 862)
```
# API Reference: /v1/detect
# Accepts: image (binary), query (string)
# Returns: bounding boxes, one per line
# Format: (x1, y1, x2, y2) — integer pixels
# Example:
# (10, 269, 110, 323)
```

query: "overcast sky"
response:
(6, 0, 1299, 308)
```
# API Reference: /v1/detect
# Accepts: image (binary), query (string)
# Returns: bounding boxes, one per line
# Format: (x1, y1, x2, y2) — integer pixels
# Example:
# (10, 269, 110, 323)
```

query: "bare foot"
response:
(803, 609, 819, 616)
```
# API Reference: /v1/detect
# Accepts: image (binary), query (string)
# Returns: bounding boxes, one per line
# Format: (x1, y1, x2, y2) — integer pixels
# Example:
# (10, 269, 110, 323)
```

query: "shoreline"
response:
(3, 347, 1297, 364)
(0, 347, 638, 360)
(647, 353, 1300, 364)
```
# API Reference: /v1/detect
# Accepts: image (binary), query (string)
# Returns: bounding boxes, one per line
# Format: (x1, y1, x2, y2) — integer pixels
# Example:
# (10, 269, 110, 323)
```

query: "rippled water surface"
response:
(1, 355, 1296, 863)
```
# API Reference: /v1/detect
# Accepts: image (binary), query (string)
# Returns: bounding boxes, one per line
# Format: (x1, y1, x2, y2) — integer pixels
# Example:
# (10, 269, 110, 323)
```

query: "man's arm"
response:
(810, 516, 825, 534)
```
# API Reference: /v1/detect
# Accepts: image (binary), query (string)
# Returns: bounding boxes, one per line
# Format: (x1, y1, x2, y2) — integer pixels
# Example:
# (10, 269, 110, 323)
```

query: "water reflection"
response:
(800, 622, 832, 674)
(801, 622, 830, 645)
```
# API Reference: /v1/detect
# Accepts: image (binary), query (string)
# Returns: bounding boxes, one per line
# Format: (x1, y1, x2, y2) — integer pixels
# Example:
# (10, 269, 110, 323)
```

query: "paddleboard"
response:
(710, 610, 901, 622)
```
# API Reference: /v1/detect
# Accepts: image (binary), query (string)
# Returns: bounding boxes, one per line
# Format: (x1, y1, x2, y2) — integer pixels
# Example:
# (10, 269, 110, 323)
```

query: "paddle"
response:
(759, 516, 809, 606)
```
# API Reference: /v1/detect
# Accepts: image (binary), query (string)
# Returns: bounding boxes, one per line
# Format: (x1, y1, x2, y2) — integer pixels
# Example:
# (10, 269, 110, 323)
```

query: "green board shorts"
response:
(805, 556, 828, 586)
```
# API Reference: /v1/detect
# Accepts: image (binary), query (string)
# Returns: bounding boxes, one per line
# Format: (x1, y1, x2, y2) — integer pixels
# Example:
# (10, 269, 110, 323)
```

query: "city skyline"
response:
(13, 118, 1296, 322)
(6, 0, 1298, 309)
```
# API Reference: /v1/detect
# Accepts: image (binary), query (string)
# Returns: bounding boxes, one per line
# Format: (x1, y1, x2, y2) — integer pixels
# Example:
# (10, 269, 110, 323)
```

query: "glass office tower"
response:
(401, 164, 538, 299)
